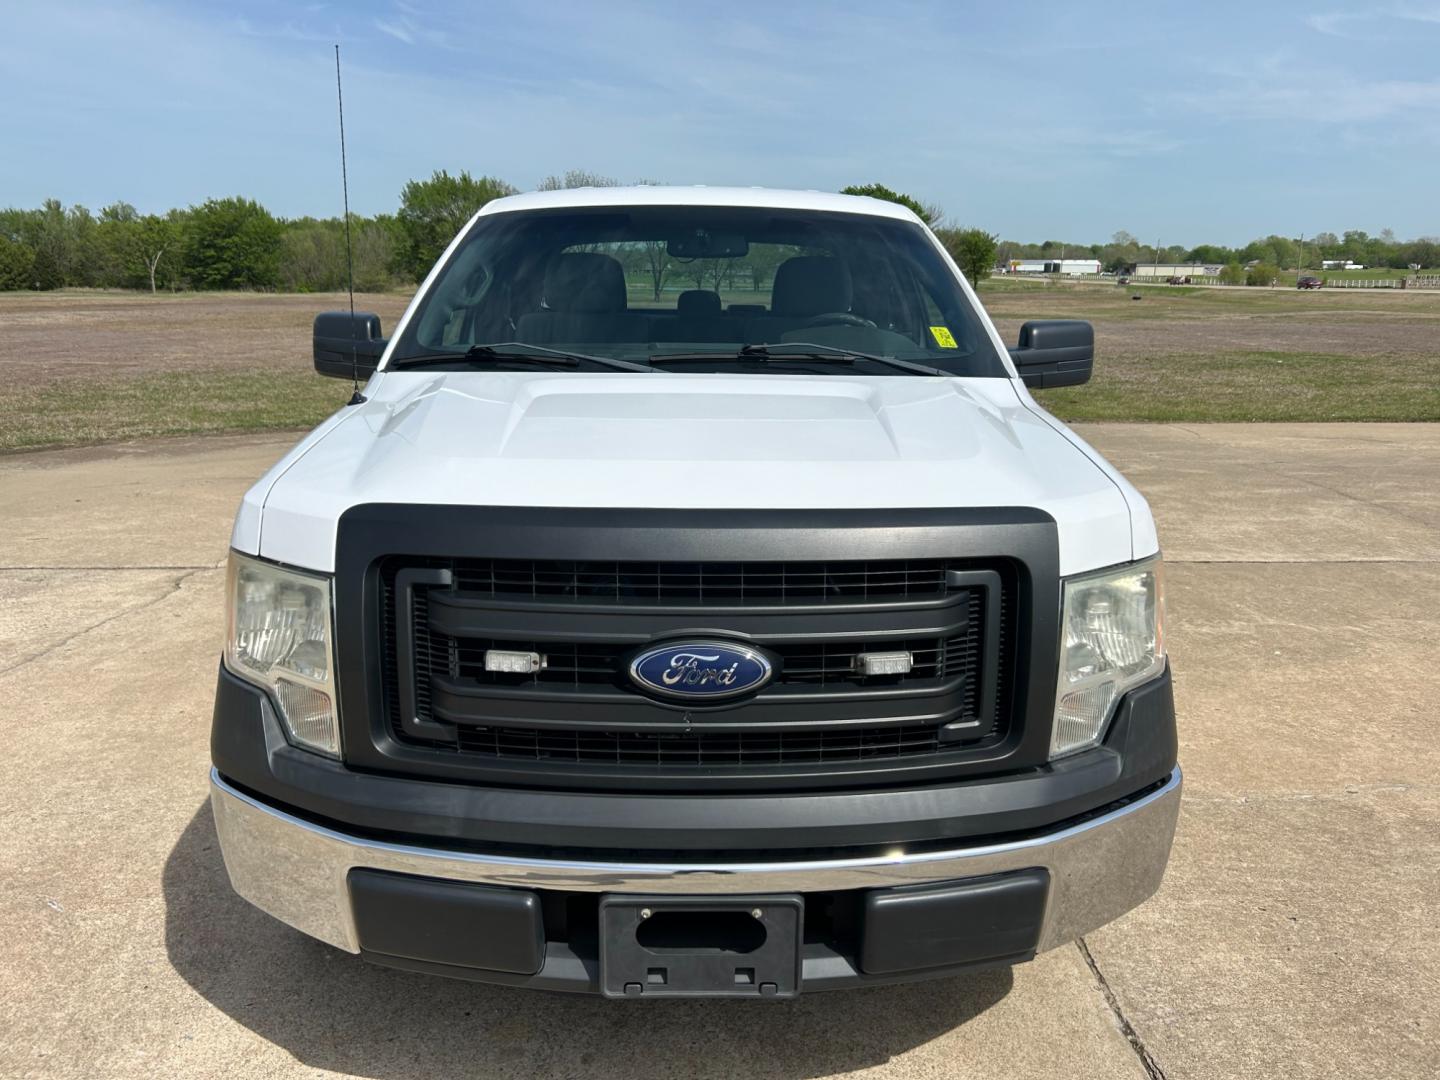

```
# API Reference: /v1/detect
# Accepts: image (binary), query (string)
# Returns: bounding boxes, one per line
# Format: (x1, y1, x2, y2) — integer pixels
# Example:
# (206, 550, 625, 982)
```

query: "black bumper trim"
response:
(351, 869, 1046, 995)
(358, 939, 1032, 995)
(211, 662, 1176, 854)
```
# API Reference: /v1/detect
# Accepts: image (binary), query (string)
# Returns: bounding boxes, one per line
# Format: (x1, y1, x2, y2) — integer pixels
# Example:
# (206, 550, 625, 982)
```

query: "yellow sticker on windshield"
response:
(930, 325, 958, 349)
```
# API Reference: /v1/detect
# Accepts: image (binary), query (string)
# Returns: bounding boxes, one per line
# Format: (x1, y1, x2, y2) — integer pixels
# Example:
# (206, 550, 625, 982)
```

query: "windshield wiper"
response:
(649, 342, 949, 377)
(390, 342, 654, 373)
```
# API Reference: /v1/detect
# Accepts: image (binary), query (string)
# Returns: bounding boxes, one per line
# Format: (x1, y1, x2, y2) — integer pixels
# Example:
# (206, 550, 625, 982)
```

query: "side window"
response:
(414, 242, 492, 348)
(913, 268, 976, 353)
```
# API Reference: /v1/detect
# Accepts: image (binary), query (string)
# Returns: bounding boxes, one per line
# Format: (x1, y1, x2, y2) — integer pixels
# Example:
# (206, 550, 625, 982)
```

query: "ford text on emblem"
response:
(628, 641, 773, 701)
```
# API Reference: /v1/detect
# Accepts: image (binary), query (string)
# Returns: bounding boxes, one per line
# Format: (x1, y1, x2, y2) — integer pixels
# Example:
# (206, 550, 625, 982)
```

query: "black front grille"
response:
(447, 558, 954, 604)
(456, 724, 945, 766)
(425, 632, 974, 690)
(378, 555, 1016, 786)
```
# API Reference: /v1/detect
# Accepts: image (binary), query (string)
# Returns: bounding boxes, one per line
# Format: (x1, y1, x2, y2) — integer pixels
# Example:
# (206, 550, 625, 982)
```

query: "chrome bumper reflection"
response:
(210, 766, 1181, 955)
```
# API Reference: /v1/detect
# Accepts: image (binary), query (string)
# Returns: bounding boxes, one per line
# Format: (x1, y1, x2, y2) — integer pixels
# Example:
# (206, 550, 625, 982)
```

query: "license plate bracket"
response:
(599, 894, 803, 998)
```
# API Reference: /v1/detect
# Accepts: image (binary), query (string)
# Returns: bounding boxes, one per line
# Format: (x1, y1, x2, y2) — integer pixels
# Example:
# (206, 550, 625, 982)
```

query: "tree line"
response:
(997, 229, 1438, 275)
(2, 172, 1431, 295)
(0, 197, 399, 293)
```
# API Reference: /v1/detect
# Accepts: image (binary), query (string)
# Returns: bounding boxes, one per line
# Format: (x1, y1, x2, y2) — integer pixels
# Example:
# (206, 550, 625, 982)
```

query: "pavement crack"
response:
(1254, 466, 1438, 530)
(1165, 558, 1438, 565)
(0, 564, 220, 571)
(1078, 937, 1167, 1080)
(1183, 782, 1436, 804)
(0, 567, 212, 677)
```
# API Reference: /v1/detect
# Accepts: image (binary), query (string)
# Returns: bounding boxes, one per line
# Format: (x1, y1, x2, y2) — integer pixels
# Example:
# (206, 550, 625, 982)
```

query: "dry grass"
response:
(0, 370, 354, 451)
(0, 289, 413, 387)
(0, 283, 1436, 451)
(0, 290, 413, 451)
(980, 279, 1440, 422)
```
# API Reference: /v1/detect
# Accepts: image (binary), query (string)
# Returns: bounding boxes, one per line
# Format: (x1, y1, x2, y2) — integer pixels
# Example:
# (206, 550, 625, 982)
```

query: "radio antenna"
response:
(334, 43, 365, 405)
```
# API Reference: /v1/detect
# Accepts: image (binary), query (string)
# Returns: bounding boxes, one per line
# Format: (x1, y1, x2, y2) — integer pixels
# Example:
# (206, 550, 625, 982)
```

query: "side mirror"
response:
(313, 311, 386, 380)
(1008, 320, 1093, 388)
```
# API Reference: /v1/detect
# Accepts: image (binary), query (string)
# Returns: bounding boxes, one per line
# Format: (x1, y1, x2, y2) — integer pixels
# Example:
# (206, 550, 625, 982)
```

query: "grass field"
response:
(980, 279, 1440, 421)
(1, 282, 1436, 451)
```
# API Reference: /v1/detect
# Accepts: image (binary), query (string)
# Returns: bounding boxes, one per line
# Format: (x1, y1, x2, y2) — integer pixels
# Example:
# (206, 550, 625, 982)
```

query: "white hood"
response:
(234, 372, 1145, 575)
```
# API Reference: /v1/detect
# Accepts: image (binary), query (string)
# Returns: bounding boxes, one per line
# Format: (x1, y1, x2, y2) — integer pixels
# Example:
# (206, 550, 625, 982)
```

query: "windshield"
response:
(388, 205, 1009, 377)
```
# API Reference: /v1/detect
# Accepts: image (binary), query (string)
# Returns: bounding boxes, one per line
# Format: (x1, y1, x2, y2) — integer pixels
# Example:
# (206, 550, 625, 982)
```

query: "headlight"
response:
(224, 551, 340, 758)
(1051, 555, 1165, 759)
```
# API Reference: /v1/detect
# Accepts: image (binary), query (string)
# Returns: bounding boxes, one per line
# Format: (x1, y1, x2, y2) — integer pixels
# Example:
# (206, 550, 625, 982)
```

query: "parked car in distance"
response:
(1297, 276, 1323, 290)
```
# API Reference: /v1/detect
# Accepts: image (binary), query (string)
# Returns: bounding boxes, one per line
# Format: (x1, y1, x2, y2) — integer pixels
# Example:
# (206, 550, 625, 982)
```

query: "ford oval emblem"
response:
(629, 640, 773, 701)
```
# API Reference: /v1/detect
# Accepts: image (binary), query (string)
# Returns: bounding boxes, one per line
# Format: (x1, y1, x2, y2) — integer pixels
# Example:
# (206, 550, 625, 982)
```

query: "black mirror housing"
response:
(667, 230, 749, 259)
(314, 311, 386, 380)
(1009, 320, 1094, 388)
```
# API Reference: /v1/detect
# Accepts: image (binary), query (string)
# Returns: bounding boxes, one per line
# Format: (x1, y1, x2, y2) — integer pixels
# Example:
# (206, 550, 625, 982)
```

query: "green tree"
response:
(278, 215, 397, 294)
(937, 227, 999, 287)
(1403, 239, 1438, 269)
(1341, 230, 1370, 263)
(640, 241, 669, 301)
(65, 205, 101, 286)
(1240, 238, 1278, 268)
(135, 215, 177, 292)
(1245, 262, 1278, 287)
(840, 183, 939, 226)
(27, 199, 71, 290)
(1218, 262, 1245, 286)
(95, 202, 140, 287)
(1101, 230, 1142, 274)
(0, 234, 35, 289)
(278, 218, 344, 292)
(743, 245, 786, 292)
(537, 169, 618, 190)
(1267, 235, 1297, 270)
(1186, 244, 1232, 264)
(183, 197, 282, 289)
(396, 170, 516, 282)
(351, 216, 399, 292)
(93, 203, 175, 291)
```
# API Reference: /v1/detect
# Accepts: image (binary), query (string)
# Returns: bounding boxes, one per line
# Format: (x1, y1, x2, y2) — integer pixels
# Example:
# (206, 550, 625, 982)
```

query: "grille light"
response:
(856, 650, 914, 676)
(225, 552, 339, 758)
(485, 649, 546, 674)
(1051, 556, 1165, 759)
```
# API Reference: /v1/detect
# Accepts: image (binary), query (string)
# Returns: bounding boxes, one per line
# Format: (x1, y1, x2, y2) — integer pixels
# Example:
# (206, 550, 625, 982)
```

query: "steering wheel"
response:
(801, 312, 876, 330)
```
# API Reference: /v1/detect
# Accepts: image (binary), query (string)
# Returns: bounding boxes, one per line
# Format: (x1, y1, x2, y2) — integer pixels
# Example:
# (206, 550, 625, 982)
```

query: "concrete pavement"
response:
(1, 424, 1437, 1079)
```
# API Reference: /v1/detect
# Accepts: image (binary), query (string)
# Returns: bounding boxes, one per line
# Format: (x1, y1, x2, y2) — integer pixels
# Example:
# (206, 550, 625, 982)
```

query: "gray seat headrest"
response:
(676, 290, 722, 317)
(771, 256, 853, 317)
(544, 253, 627, 313)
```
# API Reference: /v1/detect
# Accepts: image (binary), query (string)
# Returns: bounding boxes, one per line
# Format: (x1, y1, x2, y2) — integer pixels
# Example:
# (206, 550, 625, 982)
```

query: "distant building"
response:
(1321, 259, 1364, 270)
(1009, 258, 1102, 276)
(1129, 262, 1222, 279)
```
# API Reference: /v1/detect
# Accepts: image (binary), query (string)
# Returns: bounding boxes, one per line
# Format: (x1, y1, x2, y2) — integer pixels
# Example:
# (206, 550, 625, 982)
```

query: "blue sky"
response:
(4, 1, 1439, 244)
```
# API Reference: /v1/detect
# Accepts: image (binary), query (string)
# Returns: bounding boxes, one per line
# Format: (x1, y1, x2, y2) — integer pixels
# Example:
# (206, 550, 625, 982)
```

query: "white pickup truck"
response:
(211, 186, 1178, 998)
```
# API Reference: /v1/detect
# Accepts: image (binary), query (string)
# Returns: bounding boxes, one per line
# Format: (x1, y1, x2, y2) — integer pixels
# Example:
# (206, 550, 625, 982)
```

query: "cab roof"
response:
(478, 185, 925, 222)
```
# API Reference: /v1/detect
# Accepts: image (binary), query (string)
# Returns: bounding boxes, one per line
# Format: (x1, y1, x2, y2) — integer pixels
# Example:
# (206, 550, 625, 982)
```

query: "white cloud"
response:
(1305, 12, 1367, 37)
(1306, 4, 1440, 36)
(372, 6, 453, 49)
(373, 18, 414, 44)
(1185, 78, 1440, 125)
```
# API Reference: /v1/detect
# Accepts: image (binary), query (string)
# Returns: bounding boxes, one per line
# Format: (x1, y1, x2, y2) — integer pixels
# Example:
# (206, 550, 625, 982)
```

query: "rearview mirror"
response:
(667, 230, 749, 259)
(1009, 320, 1093, 388)
(313, 311, 386, 380)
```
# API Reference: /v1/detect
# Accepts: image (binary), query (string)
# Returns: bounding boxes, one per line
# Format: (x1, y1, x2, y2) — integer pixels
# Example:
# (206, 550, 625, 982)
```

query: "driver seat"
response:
(746, 256, 853, 343)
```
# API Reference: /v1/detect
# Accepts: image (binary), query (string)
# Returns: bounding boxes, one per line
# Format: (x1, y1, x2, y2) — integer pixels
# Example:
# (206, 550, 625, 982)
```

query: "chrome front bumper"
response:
(210, 766, 1181, 957)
